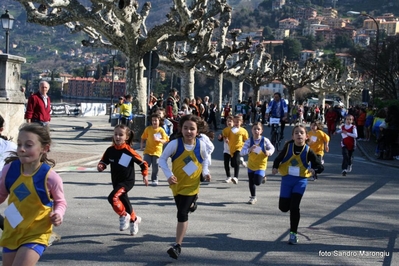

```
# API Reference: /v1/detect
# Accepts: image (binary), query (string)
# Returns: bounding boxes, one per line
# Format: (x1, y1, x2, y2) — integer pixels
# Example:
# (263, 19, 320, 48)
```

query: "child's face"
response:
(17, 131, 47, 165)
(233, 118, 242, 127)
(345, 116, 354, 124)
(151, 117, 160, 128)
(157, 111, 165, 118)
(181, 120, 198, 143)
(226, 118, 234, 127)
(292, 127, 307, 145)
(113, 127, 128, 145)
(251, 125, 263, 138)
(310, 123, 317, 131)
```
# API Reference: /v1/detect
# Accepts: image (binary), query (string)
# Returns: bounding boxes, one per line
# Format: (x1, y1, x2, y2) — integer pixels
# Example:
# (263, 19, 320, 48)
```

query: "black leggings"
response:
(231, 151, 241, 178)
(279, 193, 303, 233)
(248, 172, 263, 197)
(341, 147, 354, 170)
(174, 194, 197, 222)
(223, 153, 232, 177)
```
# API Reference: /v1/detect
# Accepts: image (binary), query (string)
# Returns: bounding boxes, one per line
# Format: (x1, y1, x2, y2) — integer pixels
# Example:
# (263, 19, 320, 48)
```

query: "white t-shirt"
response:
(0, 138, 17, 171)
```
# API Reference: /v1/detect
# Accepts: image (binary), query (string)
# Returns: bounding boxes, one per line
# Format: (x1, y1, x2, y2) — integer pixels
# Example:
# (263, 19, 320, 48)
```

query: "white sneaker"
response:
(347, 165, 352, 172)
(232, 177, 238, 184)
(119, 213, 131, 231)
(247, 196, 257, 204)
(151, 180, 158, 186)
(262, 176, 267, 184)
(225, 177, 232, 183)
(239, 157, 247, 167)
(130, 216, 142, 235)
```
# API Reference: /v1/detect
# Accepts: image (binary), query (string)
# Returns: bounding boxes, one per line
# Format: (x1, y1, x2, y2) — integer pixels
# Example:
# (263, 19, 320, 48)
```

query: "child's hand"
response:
(308, 168, 315, 175)
(225, 138, 229, 144)
(204, 174, 211, 182)
(217, 134, 223, 141)
(249, 145, 256, 153)
(272, 168, 278, 175)
(97, 163, 106, 172)
(143, 176, 148, 187)
(325, 146, 329, 152)
(50, 212, 62, 226)
(168, 175, 178, 185)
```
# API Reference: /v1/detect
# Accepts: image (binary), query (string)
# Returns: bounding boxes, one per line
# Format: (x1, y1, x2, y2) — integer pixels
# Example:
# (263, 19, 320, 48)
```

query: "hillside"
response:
(0, 0, 398, 80)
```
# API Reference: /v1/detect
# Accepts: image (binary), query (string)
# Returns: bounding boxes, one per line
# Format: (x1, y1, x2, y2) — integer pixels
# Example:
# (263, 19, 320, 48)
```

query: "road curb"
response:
(357, 143, 399, 169)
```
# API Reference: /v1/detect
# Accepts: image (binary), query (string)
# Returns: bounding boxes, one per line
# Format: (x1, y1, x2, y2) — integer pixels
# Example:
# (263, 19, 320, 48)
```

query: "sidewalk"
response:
(355, 138, 399, 168)
(49, 115, 116, 170)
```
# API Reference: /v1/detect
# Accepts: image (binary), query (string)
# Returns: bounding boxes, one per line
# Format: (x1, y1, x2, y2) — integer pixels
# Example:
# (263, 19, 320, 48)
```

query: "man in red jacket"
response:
(25, 81, 51, 127)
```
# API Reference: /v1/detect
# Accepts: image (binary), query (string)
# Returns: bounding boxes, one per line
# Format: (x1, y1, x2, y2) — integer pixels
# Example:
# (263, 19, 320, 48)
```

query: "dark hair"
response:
(197, 118, 214, 140)
(174, 114, 204, 139)
(6, 123, 55, 167)
(252, 122, 263, 129)
(113, 124, 134, 146)
(274, 92, 282, 98)
(0, 114, 9, 140)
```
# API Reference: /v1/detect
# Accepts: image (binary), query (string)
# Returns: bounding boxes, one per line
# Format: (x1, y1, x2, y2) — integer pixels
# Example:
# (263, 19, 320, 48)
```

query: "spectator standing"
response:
(207, 103, 218, 130)
(166, 89, 179, 119)
(25, 81, 52, 127)
(325, 107, 338, 137)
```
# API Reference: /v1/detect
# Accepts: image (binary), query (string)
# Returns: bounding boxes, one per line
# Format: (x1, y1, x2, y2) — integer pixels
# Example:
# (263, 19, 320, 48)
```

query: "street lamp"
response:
(109, 49, 118, 122)
(1, 10, 14, 54)
(347, 11, 379, 105)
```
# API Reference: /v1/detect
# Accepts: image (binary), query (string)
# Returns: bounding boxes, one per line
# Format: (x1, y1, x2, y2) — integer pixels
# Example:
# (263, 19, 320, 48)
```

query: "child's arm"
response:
(308, 149, 324, 174)
(240, 139, 251, 156)
(264, 137, 275, 157)
(97, 148, 110, 172)
(140, 138, 145, 150)
(0, 165, 10, 204)
(159, 139, 178, 184)
(48, 170, 67, 226)
(126, 146, 149, 186)
(199, 142, 211, 182)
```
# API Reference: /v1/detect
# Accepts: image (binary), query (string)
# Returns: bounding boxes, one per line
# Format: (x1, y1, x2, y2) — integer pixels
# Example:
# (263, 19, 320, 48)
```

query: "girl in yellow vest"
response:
(159, 115, 211, 260)
(0, 123, 67, 265)
(240, 122, 275, 204)
(272, 125, 323, 245)
(140, 113, 169, 186)
(307, 121, 330, 180)
(222, 115, 249, 184)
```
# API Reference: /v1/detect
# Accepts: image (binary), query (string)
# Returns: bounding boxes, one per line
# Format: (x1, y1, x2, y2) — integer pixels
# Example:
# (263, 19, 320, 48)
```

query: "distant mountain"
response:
(1, 0, 398, 80)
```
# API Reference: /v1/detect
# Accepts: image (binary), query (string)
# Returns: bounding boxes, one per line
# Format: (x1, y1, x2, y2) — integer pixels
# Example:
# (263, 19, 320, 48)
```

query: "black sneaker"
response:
(167, 244, 181, 259)
(342, 170, 347, 176)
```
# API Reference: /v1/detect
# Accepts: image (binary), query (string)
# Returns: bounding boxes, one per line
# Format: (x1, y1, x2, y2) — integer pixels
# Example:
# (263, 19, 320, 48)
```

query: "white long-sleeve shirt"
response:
(240, 136, 275, 157)
(159, 138, 210, 179)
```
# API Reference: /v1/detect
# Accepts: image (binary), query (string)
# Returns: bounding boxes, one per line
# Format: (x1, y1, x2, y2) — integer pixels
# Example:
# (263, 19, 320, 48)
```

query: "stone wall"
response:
(0, 54, 26, 140)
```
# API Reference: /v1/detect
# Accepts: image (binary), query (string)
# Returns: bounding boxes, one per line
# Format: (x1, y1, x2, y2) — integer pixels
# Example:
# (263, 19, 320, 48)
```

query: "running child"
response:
(307, 121, 330, 180)
(218, 115, 234, 182)
(97, 124, 149, 235)
(240, 122, 275, 204)
(272, 125, 323, 244)
(222, 115, 249, 184)
(0, 123, 67, 265)
(140, 113, 169, 186)
(335, 115, 357, 176)
(197, 119, 215, 182)
(159, 115, 211, 260)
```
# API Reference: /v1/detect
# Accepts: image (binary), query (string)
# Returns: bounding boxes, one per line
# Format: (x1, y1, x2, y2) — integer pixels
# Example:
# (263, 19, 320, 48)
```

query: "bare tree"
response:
(275, 58, 329, 106)
(15, 0, 230, 113)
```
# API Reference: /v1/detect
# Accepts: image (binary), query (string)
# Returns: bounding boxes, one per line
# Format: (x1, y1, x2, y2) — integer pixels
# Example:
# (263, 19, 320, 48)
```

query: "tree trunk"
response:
(126, 55, 146, 114)
(214, 72, 223, 114)
(180, 68, 195, 101)
(231, 79, 243, 113)
(318, 91, 326, 110)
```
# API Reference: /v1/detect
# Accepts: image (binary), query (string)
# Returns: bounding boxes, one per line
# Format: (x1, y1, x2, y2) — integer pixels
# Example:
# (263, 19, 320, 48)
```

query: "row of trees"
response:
(14, 0, 397, 113)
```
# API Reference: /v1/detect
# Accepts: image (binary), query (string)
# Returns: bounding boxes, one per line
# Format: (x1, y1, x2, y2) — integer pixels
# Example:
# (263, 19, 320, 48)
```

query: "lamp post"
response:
(347, 11, 379, 105)
(109, 49, 118, 123)
(363, 14, 379, 106)
(1, 10, 14, 54)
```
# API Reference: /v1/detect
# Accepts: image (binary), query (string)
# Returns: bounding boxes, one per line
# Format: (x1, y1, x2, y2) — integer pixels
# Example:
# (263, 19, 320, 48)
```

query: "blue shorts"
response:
(280, 175, 308, 198)
(3, 243, 46, 256)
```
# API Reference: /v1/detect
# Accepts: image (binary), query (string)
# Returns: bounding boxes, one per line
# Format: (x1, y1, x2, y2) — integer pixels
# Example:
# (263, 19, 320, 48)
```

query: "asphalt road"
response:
(1, 116, 398, 265)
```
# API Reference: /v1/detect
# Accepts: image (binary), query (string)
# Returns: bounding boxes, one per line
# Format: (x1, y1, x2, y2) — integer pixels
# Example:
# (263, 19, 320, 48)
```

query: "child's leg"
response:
(289, 193, 304, 234)
(223, 153, 231, 177)
(151, 156, 159, 181)
(348, 150, 354, 166)
(231, 151, 241, 178)
(3, 245, 42, 266)
(341, 147, 350, 170)
(108, 185, 135, 220)
(174, 195, 197, 244)
(248, 172, 256, 197)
